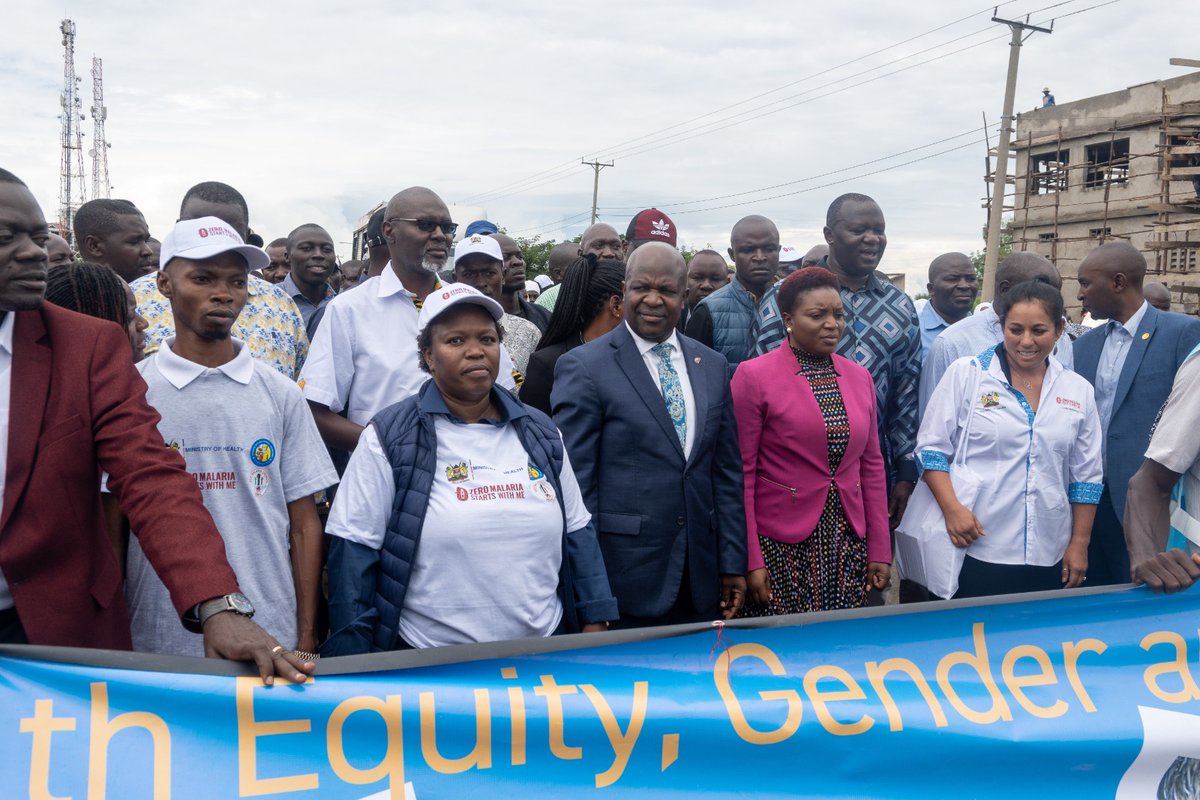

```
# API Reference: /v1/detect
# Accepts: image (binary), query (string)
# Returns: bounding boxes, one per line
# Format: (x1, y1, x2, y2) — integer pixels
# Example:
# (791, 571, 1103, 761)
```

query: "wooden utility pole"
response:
(582, 159, 614, 224)
(981, 10, 1052, 303)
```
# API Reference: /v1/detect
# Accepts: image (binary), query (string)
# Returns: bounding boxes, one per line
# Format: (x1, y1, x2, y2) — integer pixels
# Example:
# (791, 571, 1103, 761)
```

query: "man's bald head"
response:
(286, 223, 330, 250)
(729, 214, 780, 245)
(384, 186, 445, 220)
(548, 241, 578, 282)
(382, 186, 452, 274)
(1144, 281, 1171, 312)
(927, 252, 979, 323)
(929, 252, 973, 282)
(1078, 242, 1147, 286)
(627, 241, 686, 287)
(624, 242, 687, 342)
(1076, 242, 1149, 322)
(801, 244, 828, 267)
(995, 251, 1060, 295)
(579, 223, 624, 263)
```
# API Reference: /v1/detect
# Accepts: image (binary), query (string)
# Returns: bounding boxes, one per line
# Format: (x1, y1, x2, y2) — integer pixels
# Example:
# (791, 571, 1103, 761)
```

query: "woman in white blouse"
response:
(918, 280, 1103, 598)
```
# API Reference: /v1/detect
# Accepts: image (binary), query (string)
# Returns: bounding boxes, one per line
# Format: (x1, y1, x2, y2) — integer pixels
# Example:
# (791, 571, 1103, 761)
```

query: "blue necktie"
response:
(651, 342, 687, 449)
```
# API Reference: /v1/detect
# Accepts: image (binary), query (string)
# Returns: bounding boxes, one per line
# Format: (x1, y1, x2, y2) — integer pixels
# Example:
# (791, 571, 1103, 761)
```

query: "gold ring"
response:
(270, 645, 285, 656)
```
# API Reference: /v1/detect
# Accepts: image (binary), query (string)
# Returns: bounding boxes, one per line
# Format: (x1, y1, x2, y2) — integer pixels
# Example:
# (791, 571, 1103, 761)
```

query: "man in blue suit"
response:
(1074, 242, 1200, 585)
(551, 242, 747, 627)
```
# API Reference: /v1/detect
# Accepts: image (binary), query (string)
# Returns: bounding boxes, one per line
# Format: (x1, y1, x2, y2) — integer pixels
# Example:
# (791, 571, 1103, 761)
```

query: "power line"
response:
(584, 2, 1023, 159)
(457, 0, 1092, 207)
(602, 35, 1010, 163)
(653, 139, 989, 215)
(597, 0, 1098, 164)
(455, 3, 1021, 206)
(507, 210, 594, 237)
(600, 128, 993, 212)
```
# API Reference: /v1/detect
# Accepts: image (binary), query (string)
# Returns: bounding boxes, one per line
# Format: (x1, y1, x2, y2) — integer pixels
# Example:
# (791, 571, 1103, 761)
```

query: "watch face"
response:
(228, 593, 255, 616)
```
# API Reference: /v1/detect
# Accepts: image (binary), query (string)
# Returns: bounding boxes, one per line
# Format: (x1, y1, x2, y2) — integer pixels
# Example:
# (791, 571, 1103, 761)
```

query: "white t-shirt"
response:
(126, 340, 339, 656)
(327, 415, 591, 648)
(1146, 351, 1200, 556)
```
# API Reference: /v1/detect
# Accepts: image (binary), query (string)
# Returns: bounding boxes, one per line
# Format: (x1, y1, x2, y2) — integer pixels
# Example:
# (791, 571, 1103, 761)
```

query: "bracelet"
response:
(292, 650, 320, 662)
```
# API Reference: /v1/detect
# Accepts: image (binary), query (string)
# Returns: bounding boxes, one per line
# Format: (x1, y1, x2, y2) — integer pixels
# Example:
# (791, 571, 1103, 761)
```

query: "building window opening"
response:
(1084, 138, 1130, 188)
(1029, 150, 1069, 194)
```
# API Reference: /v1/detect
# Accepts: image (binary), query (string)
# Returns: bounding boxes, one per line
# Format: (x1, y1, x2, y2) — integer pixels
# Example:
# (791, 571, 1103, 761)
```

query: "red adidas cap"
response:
(626, 208, 677, 246)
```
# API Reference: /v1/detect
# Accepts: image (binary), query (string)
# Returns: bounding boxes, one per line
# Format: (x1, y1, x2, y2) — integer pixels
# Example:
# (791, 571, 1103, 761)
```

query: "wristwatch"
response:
(183, 593, 255, 632)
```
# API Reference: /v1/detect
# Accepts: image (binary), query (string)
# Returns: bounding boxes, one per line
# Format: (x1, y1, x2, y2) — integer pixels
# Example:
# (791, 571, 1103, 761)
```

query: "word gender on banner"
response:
(5, 586, 1200, 798)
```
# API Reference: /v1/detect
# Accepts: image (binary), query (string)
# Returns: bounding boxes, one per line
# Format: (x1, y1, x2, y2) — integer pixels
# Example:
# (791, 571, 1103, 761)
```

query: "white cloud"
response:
(2, 0, 1187, 290)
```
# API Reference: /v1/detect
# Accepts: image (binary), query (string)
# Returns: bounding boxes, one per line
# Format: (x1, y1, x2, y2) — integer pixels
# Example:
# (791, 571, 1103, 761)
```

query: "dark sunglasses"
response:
(387, 218, 458, 235)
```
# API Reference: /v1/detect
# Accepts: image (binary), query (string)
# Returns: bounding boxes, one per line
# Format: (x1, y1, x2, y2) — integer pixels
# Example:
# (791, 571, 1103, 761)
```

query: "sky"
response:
(2, 0, 1192, 292)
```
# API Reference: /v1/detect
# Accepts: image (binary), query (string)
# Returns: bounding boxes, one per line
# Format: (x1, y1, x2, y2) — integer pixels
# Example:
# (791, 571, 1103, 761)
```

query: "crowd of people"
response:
(1, 165, 1198, 681)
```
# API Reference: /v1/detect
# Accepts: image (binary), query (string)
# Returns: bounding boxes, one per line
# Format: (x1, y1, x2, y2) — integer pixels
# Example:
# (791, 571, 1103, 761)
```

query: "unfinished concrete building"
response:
(1004, 72, 1200, 318)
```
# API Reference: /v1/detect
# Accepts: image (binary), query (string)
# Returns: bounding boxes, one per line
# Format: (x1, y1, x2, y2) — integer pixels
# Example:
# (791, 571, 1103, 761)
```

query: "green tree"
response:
(969, 225, 1013, 285)
(513, 234, 558, 277)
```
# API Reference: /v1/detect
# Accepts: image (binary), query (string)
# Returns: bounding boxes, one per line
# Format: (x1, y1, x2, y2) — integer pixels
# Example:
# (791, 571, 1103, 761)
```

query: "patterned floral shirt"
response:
(751, 260, 920, 483)
(132, 273, 309, 381)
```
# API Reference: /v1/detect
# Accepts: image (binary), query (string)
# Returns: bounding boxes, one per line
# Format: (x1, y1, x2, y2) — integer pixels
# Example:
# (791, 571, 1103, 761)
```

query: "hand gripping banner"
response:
(2, 584, 1199, 798)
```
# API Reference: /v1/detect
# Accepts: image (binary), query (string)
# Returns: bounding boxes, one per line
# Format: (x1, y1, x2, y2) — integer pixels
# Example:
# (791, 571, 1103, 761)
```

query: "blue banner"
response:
(3, 585, 1199, 798)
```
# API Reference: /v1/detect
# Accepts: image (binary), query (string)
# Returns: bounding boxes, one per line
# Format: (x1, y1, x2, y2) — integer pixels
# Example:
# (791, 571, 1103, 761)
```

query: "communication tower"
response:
(58, 19, 88, 238)
(89, 56, 111, 200)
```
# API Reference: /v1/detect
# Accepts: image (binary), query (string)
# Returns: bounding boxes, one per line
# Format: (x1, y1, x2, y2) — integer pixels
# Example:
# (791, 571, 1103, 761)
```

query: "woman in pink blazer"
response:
(732, 267, 891, 614)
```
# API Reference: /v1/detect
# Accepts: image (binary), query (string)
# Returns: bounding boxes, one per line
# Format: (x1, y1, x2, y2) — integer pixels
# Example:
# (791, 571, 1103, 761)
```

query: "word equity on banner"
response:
(3, 585, 1200, 799)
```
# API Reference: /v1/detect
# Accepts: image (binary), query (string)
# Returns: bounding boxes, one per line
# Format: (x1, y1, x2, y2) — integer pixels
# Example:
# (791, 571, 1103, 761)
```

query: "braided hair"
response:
(45, 262, 132, 329)
(537, 254, 624, 350)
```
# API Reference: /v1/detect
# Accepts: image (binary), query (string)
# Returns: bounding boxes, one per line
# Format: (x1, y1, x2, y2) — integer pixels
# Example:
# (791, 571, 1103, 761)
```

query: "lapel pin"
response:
(1141, 332, 1150, 340)
(693, 356, 702, 364)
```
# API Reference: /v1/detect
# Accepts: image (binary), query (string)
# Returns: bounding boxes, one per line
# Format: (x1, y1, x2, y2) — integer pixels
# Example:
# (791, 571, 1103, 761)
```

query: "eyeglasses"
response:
(387, 218, 458, 235)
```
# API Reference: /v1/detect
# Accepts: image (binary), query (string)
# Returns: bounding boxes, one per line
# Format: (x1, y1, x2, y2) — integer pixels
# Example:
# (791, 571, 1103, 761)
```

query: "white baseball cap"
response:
(779, 245, 801, 264)
(534, 274, 554, 290)
(453, 234, 503, 268)
(417, 283, 504, 333)
(160, 216, 270, 271)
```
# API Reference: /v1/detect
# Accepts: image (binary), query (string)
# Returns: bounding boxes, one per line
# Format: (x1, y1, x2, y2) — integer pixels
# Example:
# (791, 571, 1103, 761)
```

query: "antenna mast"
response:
(58, 19, 87, 239)
(90, 56, 111, 200)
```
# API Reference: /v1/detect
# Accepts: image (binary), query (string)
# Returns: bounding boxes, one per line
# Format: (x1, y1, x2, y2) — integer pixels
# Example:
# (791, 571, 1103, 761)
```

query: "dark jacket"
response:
(1073, 305, 1200, 520)
(518, 335, 583, 415)
(686, 280, 758, 367)
(518, 296, 553, 334)
(551, 325, 747, 620)
(4, 304, 240, 648)
(323, 382, 617, 655)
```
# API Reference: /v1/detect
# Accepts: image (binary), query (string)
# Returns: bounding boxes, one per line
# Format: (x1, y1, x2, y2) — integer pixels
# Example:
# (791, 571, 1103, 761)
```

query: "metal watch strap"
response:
(198, 595, 253, 627)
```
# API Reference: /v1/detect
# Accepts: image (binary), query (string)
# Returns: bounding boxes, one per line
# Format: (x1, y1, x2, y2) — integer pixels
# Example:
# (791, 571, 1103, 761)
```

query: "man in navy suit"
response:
(1074, 242, 1200, 585)
(551, 242, 747, 627)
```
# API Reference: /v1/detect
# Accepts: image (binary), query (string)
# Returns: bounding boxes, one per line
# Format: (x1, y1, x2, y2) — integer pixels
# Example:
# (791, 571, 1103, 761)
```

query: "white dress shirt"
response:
(625, 323, 696, 459)
(0, 313, 13, 609)
(299, 266, 515, 427)
(920, 304, 1075, 418)
(1094, 301, 1148, 443)
(917, 346, 1103, 567)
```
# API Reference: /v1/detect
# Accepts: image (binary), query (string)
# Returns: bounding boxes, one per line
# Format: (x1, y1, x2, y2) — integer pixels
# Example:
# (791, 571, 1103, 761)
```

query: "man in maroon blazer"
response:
(0, 169, 309, 685)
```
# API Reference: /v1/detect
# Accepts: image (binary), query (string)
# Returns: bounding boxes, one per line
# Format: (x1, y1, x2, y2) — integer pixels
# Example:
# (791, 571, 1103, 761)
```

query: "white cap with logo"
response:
(160, 216, 270, 271)
(778, 245, 801, 264)
(417, 283, 504, 333)
(453, 234, 503, 267)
